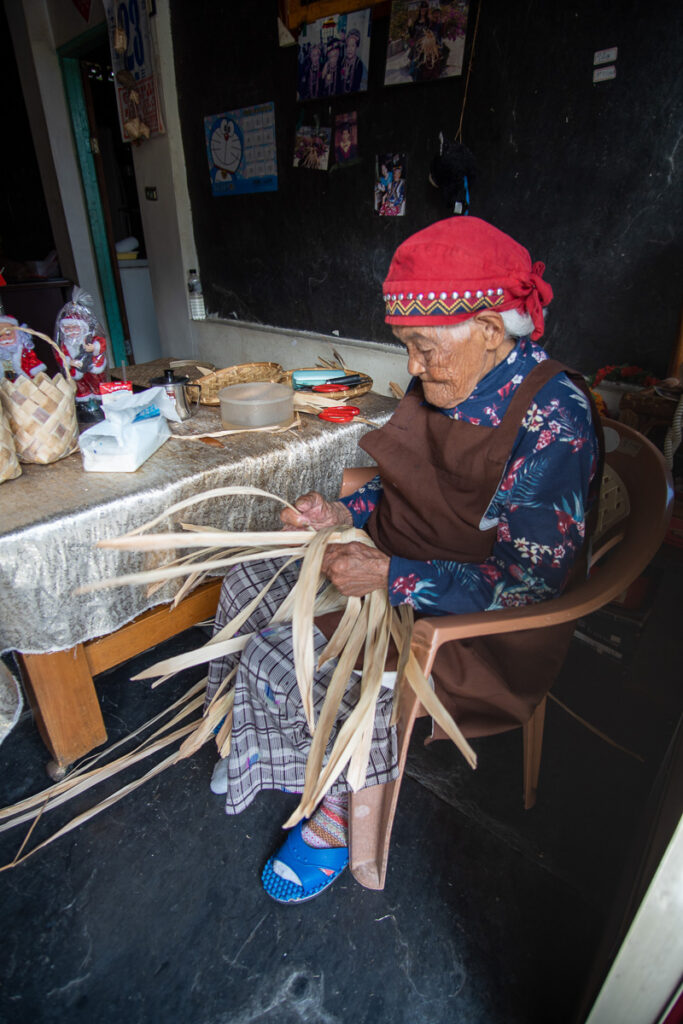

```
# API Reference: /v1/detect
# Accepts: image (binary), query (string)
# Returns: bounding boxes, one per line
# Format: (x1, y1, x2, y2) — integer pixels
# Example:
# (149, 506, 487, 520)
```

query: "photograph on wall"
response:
(293, 124, 332, 170)
(204, 102, 278, 196)
(384, 1, 469, 86)
(333, 111, 359, 168)
(296, 8, 372, 99)
(374, 153, 407, 216)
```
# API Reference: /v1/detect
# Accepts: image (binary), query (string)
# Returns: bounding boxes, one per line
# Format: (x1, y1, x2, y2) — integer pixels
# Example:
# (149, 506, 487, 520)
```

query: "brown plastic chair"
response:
(340, 418, 673, 890)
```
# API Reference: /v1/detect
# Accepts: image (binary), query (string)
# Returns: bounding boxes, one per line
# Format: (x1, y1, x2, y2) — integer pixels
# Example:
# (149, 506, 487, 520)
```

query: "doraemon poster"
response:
(204, 102, 278, 197)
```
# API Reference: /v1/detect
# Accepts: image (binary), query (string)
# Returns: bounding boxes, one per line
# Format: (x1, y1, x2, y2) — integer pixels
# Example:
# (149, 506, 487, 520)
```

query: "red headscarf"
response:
(383, 217, 553, 340)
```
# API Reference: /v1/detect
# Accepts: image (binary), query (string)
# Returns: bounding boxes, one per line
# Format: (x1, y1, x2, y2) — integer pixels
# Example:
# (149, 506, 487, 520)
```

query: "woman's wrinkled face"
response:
(393, 319, 495, 408)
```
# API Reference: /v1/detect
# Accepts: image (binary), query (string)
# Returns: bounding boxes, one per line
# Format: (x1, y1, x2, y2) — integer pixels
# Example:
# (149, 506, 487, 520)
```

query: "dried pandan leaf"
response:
(1, 487, 478, 867)
(87, 487, 477, 805)
(178, 671, 236, 759)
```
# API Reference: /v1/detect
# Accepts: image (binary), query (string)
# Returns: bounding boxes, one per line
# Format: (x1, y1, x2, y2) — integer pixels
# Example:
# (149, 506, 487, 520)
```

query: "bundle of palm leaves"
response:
(0, 487, 475, 866)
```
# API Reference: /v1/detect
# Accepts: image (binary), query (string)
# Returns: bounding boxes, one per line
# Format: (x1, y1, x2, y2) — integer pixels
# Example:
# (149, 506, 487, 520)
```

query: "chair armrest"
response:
(340, 467, 377, 498)
(409, 593, 583, 675)
(410, 514, 666, 665)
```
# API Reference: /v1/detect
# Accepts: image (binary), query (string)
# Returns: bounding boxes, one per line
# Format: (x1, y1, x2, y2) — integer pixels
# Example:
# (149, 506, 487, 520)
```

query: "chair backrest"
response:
(592, 463, 630, 561)
(586, 418, 673, 596)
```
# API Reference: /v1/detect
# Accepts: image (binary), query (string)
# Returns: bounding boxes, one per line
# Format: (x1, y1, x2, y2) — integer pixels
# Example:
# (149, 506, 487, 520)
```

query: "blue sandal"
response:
(261, 823, 349, 904)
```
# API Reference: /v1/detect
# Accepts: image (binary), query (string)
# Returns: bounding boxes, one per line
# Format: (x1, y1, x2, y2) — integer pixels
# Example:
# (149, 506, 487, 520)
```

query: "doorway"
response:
(58, 25, 162, 368)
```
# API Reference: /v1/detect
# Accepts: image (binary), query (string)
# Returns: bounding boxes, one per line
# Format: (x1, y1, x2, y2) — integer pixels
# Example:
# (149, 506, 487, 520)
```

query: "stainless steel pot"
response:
(150, 369, 201, 420)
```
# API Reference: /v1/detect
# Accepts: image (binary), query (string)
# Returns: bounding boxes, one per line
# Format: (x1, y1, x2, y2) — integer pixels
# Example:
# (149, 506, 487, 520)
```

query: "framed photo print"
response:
(297, 8, 372, 99)
(384, 1, 469, 86)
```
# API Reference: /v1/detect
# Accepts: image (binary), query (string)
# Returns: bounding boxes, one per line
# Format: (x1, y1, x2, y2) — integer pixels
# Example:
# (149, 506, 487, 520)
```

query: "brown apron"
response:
(318, 359, 601, 740)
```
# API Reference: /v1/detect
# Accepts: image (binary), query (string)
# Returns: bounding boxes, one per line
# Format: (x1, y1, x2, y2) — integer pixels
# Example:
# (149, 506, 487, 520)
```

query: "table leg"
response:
(16, 579, 222, 775)
(19, 646, 108, 774)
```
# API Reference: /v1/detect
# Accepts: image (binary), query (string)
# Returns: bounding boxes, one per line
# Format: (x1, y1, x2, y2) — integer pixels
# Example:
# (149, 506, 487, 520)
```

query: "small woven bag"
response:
(0, 401, 21, 482)
(0, 326, 78, 465)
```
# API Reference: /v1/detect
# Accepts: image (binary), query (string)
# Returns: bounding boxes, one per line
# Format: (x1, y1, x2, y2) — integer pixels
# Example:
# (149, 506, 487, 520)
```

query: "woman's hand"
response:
(280, 491, 353, 531)
(322, 541, 390, 597)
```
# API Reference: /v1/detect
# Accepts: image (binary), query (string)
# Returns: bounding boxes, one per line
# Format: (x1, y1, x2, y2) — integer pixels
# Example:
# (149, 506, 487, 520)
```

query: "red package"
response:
(99, 380, 133, 395)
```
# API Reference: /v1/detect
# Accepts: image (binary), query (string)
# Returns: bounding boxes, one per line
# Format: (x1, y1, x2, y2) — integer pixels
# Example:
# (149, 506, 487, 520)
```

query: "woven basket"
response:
(0, 403, 21, 482)
(0, 326, 78, 465)
(197, 362, 284, 405)
(281, 367, 373, 402)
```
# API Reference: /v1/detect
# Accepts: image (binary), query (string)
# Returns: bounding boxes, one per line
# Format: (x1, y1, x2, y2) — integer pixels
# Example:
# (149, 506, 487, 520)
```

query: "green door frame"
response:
(58, 42, 128, 367)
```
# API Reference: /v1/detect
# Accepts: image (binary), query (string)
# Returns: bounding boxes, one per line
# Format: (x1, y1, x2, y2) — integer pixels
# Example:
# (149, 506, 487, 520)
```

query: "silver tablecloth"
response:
(0, 395, 394, 655)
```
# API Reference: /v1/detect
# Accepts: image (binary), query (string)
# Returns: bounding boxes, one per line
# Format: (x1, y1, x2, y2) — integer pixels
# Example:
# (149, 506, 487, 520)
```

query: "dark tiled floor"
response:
(1, 549, 681, 1024)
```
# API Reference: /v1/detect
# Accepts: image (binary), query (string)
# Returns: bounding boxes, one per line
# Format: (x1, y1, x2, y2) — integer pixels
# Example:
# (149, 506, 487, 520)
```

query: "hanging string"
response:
(455, 0, 482, 142)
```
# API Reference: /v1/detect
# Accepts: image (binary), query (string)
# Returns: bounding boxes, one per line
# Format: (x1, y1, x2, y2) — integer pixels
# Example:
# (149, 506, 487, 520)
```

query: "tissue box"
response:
(79, 414, 170, 472)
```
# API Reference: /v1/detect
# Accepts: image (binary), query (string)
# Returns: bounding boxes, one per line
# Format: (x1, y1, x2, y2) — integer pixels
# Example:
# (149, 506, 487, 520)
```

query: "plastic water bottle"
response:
(187, 269, 206, 320)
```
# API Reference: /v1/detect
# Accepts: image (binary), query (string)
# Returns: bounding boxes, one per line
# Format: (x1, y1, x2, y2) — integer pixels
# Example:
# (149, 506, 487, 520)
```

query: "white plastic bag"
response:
(79, 387, 176, 472)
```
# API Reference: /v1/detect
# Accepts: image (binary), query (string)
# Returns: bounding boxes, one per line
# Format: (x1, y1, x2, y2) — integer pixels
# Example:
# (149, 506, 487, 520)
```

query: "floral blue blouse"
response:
(340, 338, 600, 615)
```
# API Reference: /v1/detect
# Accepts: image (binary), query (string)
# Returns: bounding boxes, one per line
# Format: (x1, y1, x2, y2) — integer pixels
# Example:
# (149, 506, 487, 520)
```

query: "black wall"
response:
(0, 2, 54, 262)
(170, 0, 682, 376)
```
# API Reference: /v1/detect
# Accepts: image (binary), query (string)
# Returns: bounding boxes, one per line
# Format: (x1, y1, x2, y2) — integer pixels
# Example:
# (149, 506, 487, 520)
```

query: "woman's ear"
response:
(473, 311, 507, 351)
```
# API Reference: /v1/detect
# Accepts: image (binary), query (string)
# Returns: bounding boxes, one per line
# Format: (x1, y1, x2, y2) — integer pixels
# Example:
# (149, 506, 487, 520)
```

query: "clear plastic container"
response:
(218, 382, 294, 429)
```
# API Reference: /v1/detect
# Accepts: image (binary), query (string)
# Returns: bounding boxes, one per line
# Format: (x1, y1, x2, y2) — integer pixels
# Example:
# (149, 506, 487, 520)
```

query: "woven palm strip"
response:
(0, 680, 208, 868)
(0, 326, 78, 464)
(197, 361, 284, 405)
(0, 403, 21, 482)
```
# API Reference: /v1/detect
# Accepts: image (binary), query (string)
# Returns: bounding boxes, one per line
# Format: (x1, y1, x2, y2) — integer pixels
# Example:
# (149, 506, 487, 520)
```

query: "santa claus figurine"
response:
(0, 315, 47, 379)
(54, 289, 108, 401)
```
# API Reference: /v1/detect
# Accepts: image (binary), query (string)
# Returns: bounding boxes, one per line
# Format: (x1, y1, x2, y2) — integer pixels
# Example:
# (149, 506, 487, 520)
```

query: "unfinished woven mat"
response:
(0, 403, 21, 482)
(198, 362, 284, 405)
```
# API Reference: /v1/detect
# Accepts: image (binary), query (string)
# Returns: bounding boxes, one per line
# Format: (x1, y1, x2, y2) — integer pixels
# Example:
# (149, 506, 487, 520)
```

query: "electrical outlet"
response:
(145, 187, 158, 201)
(594, 47, 618, 65)
(593, 65, 617, 83)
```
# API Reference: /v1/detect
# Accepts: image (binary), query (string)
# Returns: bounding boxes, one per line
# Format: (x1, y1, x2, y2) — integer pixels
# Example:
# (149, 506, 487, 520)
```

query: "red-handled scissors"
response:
(312, 383, 350, 393)
(318, 405, 361, 422)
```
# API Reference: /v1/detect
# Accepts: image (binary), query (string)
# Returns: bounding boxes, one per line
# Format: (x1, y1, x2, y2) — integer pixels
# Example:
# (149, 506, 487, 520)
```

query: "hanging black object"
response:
(429, 133, 477, 215)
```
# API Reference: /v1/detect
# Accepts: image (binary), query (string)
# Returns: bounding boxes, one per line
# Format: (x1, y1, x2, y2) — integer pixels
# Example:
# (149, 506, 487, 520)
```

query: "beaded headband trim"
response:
(383, 287, 506, 318)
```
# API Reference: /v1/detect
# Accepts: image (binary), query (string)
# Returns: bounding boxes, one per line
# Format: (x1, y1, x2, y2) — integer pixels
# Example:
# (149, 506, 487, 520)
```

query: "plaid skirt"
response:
(207, 559, 398, 815)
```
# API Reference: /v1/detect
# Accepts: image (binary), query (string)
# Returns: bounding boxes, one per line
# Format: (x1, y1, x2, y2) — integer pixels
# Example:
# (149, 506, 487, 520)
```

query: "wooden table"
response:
(1, 393, 394, 776)
(18, 578, 222, 778)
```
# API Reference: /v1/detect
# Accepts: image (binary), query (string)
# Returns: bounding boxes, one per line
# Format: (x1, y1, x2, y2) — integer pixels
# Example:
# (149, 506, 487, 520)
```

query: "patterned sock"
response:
(301, 792, 348, 849)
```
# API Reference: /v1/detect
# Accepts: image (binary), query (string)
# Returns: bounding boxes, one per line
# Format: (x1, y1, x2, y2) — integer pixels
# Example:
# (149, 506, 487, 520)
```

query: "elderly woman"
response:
(206, 217, 602, 904)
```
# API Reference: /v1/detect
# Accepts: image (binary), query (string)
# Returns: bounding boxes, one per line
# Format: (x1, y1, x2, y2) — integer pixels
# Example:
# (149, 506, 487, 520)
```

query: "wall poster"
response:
(204, 102, 278, 197)
(104, 0, 164, 141)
